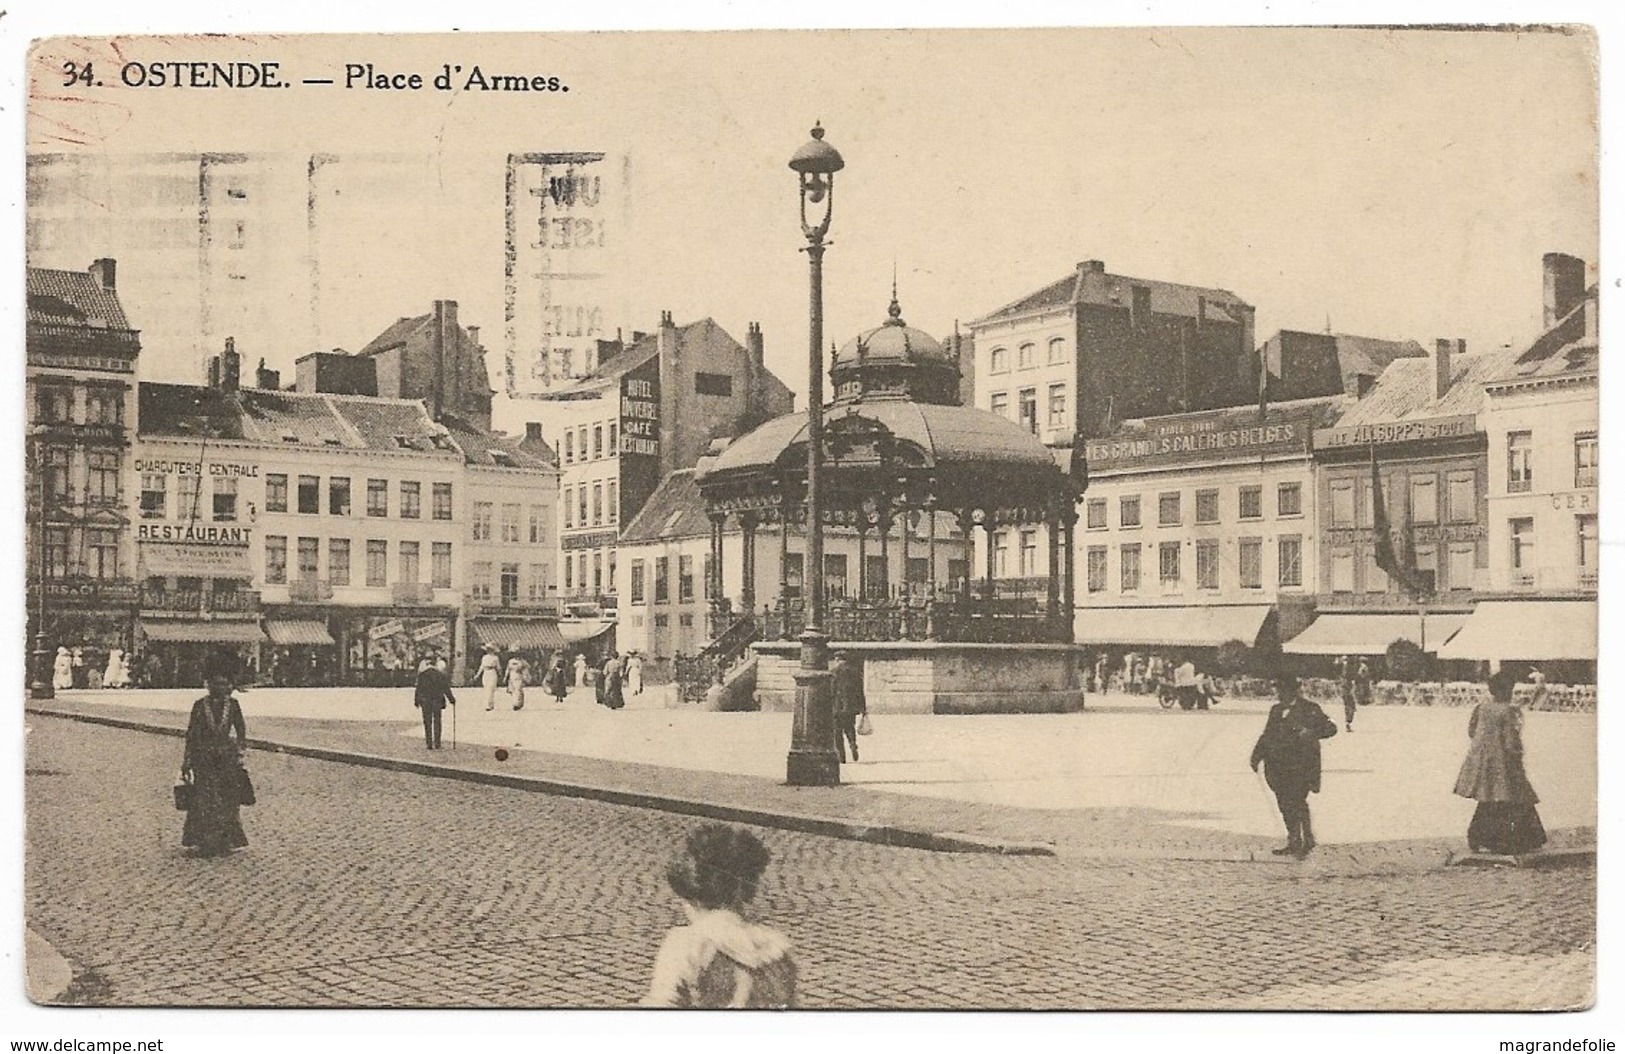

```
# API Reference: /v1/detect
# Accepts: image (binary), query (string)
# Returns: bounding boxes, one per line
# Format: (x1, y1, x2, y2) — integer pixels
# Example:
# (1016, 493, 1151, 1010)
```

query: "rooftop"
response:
(972, 260, 1250, 327)
(27, 266, 133, 332)
(1329, 346, 1522, 429)
(620, 470, 708, 544)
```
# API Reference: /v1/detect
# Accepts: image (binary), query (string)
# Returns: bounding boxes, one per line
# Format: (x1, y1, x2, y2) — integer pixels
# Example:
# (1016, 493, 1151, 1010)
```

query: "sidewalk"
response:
(29, 685, 1596, 870)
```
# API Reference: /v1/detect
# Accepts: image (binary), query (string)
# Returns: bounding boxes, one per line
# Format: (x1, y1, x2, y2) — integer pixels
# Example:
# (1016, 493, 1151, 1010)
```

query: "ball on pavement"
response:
(494, 748, 509, 762)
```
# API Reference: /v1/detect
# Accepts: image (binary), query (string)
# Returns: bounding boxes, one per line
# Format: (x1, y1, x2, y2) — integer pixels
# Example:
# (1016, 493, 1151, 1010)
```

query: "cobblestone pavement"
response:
(26, 716, 1593, 1010)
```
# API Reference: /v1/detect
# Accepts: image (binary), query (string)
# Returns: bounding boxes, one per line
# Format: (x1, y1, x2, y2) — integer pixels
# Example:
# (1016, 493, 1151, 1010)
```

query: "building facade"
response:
(26, 260, 143, 686)
(1072, 398, 1344, 661)
(537, 314, 794, 618)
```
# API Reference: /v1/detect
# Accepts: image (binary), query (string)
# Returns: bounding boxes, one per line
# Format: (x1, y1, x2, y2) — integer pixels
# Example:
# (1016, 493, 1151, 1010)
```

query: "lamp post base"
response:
(30, 634, 54, 700)
(785, 629, 840, 787)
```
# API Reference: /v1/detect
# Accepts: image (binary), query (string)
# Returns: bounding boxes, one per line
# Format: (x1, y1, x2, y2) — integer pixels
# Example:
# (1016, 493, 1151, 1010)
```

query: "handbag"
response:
(173, 781, 194, 811)
(856, 713, 873, 736)
(236, 766, 257, 807)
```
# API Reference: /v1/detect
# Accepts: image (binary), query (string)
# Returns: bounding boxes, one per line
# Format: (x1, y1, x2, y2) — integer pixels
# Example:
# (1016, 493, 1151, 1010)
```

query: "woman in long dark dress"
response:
(1453, 668, 1546, 855)
(180, 652, 250, 857)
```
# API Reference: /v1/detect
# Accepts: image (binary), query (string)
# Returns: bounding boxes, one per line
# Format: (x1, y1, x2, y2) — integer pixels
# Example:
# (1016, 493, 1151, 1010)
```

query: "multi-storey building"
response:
(1288, 338, 1518, 669)
(1438, 253, 1597, 679)
(1073, 398, 1345, 661)
(26, 259, 142, 688)
(536, 313, 795, 618)
(357, 299, 495, 430)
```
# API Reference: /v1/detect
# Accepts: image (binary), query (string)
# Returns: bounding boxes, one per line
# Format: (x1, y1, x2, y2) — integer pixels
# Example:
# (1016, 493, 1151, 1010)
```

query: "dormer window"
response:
(490, 450, 515, 467)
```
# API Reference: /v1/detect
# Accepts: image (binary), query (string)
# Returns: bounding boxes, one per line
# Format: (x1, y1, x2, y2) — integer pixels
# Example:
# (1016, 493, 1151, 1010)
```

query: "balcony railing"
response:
(1576, 468, 1598, 488)
(760, 593, 1069, 645)
(140, 588, 261, 615)
(1507, 478, 1533, 494)
(473, 598, 561, 617)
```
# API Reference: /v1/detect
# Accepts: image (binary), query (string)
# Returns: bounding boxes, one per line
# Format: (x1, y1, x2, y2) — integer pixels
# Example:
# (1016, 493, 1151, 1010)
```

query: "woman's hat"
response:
(203, 649, 239, 683)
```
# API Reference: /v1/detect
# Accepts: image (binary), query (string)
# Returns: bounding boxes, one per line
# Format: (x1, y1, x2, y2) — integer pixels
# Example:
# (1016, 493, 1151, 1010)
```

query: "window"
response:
(1086, 546, 1108, 593)
(1158, 492, 1181, 526)
(399, 541, 420, 584)
(1195, 489, 1219, 525)
(1364, 550, 1388, 593)
(1409, 474, 1437, 525)
(1330, 549, 1355, 593)
(654, 556, 670, 603)
(328, 538, 350, 586)
(1017, 343, 1036, 368)
(432, 542, 452, 589)
(140, 473, 166, 519)
(297, 475, 320, 514)
(1575, 433, 1598, 488)
(578, 487, 588, 527)
(578, 553, 588, 594)
(695, 372, 733, 396)
(608, 482, 619, 524)
(1120, 496, 1141, 528)
(85, 389, 123, 425)
(501, 503, 522, 543)
(579, 427, 589, 465)
(1277, 482, 1302, 518)
(266, 473, 288, 513)
(1194, 539, 1219, 590)
(1047, 384, 1067, 429)
(86, 529, 119, 579)
(1446, 472, 1476, 524)
(905, 556, 929, 595)
(1019, 530, 1038, 577)
(327, 476, 350, 516)
(989, 392, 1009, 418)
(36, 385, 72, 423)
(609, 423, 618, 457)
(994, 533, 1010, 577)
(43, 447, 73, 502)
(592, 425, 604, 458)
(1447, 544, 1475, 593)
(87, 450, 120, 504)
(824, 554, 848, 599)
(1018, 389, 1038, 434)
(297, 536, 319, 580)
(1238, 538, 1263, 589)
(500, 562, 519, 606)
(562, 488, 573, 529)
(265, 536, 287, 584)
(708, 554, 721, 600)
(176, 474, 200, 520)
(1120, 544, 1141, 592)
(1510, 518, 1536, 574)
(473, 502, 493, 541)
(989, 347, 1008, 373)
(366, 478, 388, 517)
(565, 432, 575, 464)
(432, 482, 453, 520)
(1048, 337, 1067, 364)
(630, 559, 647, 604)
(592, 484, 603, 526)
(1086, 498, 1107, 530)
(1158, 541, 1181, 586)
(1578, 515, 1598, 583)
(472, 560, 493, 601)
(1414, 545, 1438, 593)
(1239, 485, 1262, 520)
(400, 481, 421, 519)
(366, 539, 387, 587)
(527, 563, 546, 601)
(1278, 535, 1302, 587)
(1330, 481, 1356, 528)
(44, 527, 70, 578)
(563, 556, 573, 592)
(529, 506, 547, 544)
(784, 552, 804, 600)
(1357, 477, 1375, 529)
(1507, 431, 1533, 492)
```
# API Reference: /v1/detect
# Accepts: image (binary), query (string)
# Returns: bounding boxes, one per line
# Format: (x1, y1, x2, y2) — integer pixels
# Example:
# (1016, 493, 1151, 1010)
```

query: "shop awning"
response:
(559, 619, 617, 644)
(140, 543, 253, 579)
(1074, 605, 1272, 648)
(265, 619, 335, 646)
(1435, 601, 1596, 661)
(1282, 612, 1467, 656)
(469, 618, 567, 652)
(140, 620, 266, 643)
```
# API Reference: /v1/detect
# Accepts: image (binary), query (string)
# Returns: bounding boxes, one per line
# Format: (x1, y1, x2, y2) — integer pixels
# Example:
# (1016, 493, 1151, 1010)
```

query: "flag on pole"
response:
(1370, 445, 1428, 599)
(1257, 346, 1270, 423)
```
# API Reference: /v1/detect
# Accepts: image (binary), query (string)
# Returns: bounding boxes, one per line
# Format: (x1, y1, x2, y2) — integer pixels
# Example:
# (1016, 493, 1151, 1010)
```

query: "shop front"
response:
(466, 617, 568, 683)
(262, 615, 340, 687)
(135, 618, 267, 688)
(339, 609, 458, 687)
(28, 579, 139, 688)
(1435, 599, 1596, 683)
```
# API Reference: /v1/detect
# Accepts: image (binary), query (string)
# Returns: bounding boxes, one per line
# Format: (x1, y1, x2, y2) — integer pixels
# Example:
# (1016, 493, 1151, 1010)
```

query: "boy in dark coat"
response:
(1250, 674, 1339, 857)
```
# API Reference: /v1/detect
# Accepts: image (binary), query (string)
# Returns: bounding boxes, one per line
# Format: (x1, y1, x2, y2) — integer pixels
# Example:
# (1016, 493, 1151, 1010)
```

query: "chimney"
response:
(1542, 252, 1586, 329)
(221, 337, 241, 392)
(658, 310, 678, 360)
(467, 325, 480, 348)
(206, 356, 221, 389)
(431, 300, 447, 420)
(1079, 259, 1106, 274)
(255, 358, 281, 390)
(525, 422, 543, 442)
(1354, 372, 1377, 398)
(89, 258, 116, 291)
(746, 321, 764, 368)
(1433, 338, 1457, 400)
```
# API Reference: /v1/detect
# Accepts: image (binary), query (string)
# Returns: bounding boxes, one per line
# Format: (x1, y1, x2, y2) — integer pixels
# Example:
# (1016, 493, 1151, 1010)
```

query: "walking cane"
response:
(451, 696, 457, 751)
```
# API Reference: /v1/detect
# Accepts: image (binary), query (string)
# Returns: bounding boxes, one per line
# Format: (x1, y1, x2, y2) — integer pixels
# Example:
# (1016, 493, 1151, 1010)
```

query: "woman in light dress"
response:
(479, 647, 503, 711)
(505, 655, 528, 711)
(52, 647, 74, 690)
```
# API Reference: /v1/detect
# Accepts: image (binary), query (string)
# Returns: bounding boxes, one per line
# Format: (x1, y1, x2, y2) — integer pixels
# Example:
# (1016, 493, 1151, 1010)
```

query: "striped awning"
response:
(265, 619, 335, 646)
(1074, 605, 1272, 648)
(1435, 601, 1596, 661)
(140, 620, 266, 643)
(468, 618, 567, 652)
(1282, 612, 1467, 656)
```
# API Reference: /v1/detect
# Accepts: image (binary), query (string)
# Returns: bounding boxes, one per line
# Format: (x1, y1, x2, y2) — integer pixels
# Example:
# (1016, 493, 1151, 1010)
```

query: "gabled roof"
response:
(357, 314, 430, 356)
(27, 267, 133, 331)
(1488, 287, 1598, 386)
(973, 263, 1250, 327)
(620, 469, 708, 543)
(1329, 347, 1522, 429)
(139, 383, 450, 453)
(445, 418, 556, 470)
(540, 318, 732, 397)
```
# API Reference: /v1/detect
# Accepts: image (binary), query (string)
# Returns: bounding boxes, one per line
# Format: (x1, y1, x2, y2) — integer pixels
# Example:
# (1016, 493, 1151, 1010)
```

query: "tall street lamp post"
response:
(30, 429, 55, 699)
(786, 123, 844, 787)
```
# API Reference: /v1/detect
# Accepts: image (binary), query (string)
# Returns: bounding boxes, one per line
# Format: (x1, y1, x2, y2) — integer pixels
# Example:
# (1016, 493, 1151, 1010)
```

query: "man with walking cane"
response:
(1250, 672, 1338, 858)
(413, 656, 456, 750)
